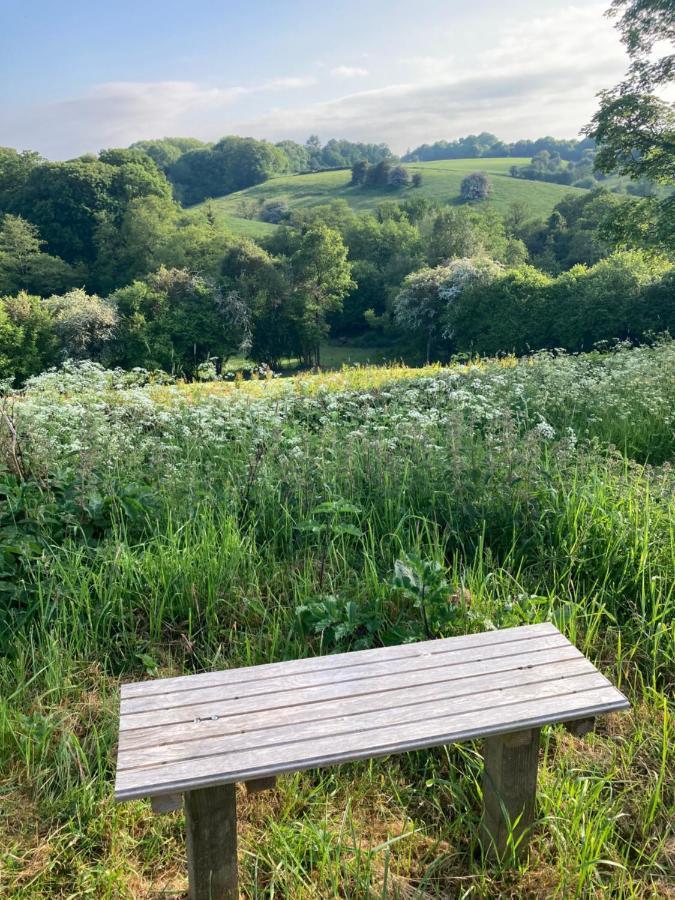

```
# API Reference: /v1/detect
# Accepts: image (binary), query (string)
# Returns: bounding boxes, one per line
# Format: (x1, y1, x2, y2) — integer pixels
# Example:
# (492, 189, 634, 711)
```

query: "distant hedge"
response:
(449, 251, 674, 356)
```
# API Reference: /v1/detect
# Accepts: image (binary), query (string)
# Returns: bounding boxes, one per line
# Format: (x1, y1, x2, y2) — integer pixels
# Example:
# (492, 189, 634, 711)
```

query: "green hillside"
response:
(196, 158, 589, 234)
(211, 212, 279, 239)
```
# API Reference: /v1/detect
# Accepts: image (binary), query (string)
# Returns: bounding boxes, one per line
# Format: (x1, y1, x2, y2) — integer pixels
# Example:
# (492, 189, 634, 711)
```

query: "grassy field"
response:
(1, 344, 673, 898)
(220, 341, 399, 375)
(197, 158, 589, 236)
(210, 211, 279, 240)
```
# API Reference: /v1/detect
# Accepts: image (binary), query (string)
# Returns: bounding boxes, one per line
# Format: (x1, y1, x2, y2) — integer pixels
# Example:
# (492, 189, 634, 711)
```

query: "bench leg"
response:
(245, 775, 277, 795)
(564, 716, 595, 737)
(482, 728, 540, 859)
(185, 783, 238, 900)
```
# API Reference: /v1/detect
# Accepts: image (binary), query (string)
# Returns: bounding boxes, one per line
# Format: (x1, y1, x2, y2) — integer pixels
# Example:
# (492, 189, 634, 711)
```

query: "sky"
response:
(0, 0, 631, 159)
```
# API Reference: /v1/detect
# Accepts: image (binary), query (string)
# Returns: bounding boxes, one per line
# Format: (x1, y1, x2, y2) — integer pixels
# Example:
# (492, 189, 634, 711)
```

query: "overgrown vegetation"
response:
(0, 343, 673, 897)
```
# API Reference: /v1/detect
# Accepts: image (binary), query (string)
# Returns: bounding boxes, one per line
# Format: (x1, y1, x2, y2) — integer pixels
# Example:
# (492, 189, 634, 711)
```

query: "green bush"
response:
(450, 251, 672, 355)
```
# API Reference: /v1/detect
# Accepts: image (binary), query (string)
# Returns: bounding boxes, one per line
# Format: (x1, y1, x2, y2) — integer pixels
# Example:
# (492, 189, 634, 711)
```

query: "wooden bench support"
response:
(185, 783, 238, 900)
(564, 716, 596, 737)
(150, 792, 182, 814)
(482, 728, 540, 858)
(245, 775, 276, 794)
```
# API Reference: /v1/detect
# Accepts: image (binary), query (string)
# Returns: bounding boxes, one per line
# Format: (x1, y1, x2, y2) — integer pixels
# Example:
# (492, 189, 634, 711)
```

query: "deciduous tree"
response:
(460, 172, 492, 202)
(46, 288, 118, 360)
(0, 215, 75, 296)
(290, 225, 354, 365)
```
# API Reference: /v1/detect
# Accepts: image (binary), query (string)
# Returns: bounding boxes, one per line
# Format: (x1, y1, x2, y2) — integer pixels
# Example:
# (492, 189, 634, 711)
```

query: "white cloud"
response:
(331, 66, 370, 78)
(1, 76, 314, 158)
(235, 4, 627, 152)
(400, 56, 456, 80)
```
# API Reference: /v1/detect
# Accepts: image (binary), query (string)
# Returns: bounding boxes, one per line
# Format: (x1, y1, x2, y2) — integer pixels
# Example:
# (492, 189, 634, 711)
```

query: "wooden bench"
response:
(114, 622, 629, 899)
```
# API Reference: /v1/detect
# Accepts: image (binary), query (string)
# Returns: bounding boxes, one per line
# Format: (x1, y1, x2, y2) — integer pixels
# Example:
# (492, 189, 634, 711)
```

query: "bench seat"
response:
(115, 622, 628, 898)
(116, 622, 627, 800)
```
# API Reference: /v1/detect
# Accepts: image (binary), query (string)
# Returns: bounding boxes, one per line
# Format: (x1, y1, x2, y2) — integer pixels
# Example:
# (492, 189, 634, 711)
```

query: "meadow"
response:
(0, 342, 673, 898)
(196, 158, 588, 235)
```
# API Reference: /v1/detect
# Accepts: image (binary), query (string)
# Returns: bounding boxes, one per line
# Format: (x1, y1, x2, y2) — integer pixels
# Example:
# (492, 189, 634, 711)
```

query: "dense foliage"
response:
(0, 101, 672, 386)
(167, 136, 291, 205)
(1, 175, 672, 382)
(586, 0, 675, 251)
(459, 172, 492, 202)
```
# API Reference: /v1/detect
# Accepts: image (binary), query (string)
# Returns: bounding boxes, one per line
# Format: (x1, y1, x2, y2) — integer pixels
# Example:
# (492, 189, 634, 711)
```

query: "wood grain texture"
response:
(119, 632, 571, 718)
(120, 623, 559, 699)
(118, 671, 607, 771)
(118, 651, 591, 752)
(185, 783, 237, 900)
(482, 728, 540, 858)
(114, 624, 629, 802)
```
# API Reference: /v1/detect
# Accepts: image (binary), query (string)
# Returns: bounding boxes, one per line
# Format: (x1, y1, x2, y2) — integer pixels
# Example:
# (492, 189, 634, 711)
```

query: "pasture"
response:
(196, 157, 589, 235)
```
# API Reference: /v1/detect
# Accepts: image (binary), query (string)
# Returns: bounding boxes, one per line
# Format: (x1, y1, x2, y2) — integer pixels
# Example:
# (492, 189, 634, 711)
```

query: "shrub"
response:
(394, 257, 503, 361)
(0, 292, 58, 382)
(449, 251, 672, 356)
(450, 265, 553, 355)
(260, 199, 290, 223)
(45, 288, 118, 361)
(550, 251, 670, 350)
(387, 165, 411, 189)
(460, 172, 492, 202)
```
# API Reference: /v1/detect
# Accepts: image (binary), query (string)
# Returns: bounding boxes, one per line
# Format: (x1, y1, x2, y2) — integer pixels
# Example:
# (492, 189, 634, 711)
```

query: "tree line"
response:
(131, 135, 395, 204)
(402, 133, 597, 163)
(0, 222, 353, 381)
(509, 149, 660, 196)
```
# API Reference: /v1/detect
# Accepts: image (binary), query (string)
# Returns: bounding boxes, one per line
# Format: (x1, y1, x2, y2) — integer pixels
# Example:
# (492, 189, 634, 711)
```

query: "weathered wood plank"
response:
(116, 684, 628, 800)
(120, 632, 572, 719)
(117, 670, 607, 773)
(185, 783, 237, 900)
(482, 728, 540, 858)
(121, 622, 558, 699)
(118, 652, 593, 753)
(120, 640, 579, 735)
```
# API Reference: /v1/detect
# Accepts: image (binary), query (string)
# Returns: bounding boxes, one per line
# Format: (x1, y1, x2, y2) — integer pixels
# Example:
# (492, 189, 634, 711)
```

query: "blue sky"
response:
(1, 1, 629, 158)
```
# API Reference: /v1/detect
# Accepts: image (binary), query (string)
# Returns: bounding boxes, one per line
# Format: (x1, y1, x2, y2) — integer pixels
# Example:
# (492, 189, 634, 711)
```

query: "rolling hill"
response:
(194, 158, 589, 236)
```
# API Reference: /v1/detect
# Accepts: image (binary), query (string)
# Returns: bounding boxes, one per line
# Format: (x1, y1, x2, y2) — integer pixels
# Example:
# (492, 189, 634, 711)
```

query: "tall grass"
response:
(1, 343, 673, 897)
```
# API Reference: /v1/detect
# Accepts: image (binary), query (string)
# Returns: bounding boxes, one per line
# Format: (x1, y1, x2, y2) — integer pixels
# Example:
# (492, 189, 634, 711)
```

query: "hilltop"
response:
(194, 157, 589, 235)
